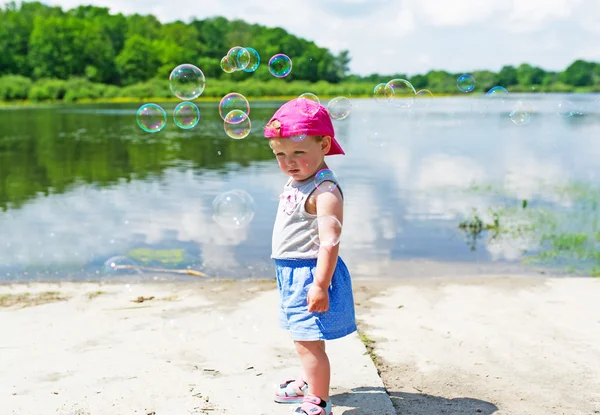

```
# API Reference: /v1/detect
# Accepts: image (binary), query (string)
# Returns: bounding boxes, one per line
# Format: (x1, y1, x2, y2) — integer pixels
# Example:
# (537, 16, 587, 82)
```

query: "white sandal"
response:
(274, 377, 309, 404)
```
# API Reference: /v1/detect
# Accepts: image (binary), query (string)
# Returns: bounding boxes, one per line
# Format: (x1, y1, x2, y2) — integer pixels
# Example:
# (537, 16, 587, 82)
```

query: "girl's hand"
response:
(307, 284, 329, 313)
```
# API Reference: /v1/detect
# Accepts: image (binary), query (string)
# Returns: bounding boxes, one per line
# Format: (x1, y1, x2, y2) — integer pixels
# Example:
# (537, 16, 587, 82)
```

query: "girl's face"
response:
(270, 136, 331, 181)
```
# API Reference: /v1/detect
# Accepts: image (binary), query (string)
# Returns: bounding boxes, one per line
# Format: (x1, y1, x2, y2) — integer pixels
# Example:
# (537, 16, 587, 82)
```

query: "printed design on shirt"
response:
(279, 187, 302, 215)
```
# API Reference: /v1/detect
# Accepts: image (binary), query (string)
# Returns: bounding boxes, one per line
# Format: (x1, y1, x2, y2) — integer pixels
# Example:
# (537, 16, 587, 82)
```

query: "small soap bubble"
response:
(224, 110, 252, 139)
(169, 64, 206, 100)
(102, 256, 143, 275)
(373, 83, 387, 103)
(327, 96, 352, 120)
(556, 100, 579, 117)
(414, 89, 434, 107)
(299, 92, 320, 104)
(384, 79, 416, 108)
(509, 101, 532, 125)
(268, 54, 292, 78)
(136, 103, 167, 133)
(290, 133, 307, 142)
(298, 93, 320, 116)
(173, 102, 200, 129)
(309, 216, 343, 248)
(289, 124, 307, 142)
(219, 93, 250, 121)
(212, 190, 255, 229)
(477, 86, 509, 116)
(227, 46, 251, 71)
(315, 169, 338, 192)
(457, 74, 475, 93)
(486, 86, 509, 100)
(220, 55, 236, 73)
(243, 47, 261, 72)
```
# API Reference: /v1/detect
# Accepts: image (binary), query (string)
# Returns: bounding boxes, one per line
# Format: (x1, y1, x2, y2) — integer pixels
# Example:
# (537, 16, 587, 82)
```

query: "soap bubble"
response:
(556, 100, 581, 117)
(457, 74, 475, 93)
(384, 79, 416, 108)
(224, 110, 252, 139)
(298, 92, 320, 104)
(219, 93, 250, 121)
(289, 124, 307, 142)
(477, 86, 509, 116)
(327, 96, 352, 120)
(102, 256, 143, 275)
(309, 216, 343, 248)
(315, 169, 338, 192)
(298, 93, 320, 116)
(169, 64, 206, 100)
(173, 102, 200, 129)
(268, 54, 292, 78)
(136, 103, 167, 133)
(486, 86, 509, 100)
(227, 46, 250, 71)
(295, 95, 321, 118)
(509, 101, 532, 125)
(373, 83, 387, 103)
(414, 89, 434, 107)
(220, 55, 236, 73)
(243, 47, 261, 72)
(212, 190, 255, 229)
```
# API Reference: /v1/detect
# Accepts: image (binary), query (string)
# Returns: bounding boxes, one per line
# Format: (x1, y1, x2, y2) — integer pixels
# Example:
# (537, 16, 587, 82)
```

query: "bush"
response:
(63, 78, 108, 102)
(28, 79, 68, 101)
(0, 75, 33, 100)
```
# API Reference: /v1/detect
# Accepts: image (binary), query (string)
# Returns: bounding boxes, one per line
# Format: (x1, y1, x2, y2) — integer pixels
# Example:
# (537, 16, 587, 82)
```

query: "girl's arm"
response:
(313, 187, 344, 289)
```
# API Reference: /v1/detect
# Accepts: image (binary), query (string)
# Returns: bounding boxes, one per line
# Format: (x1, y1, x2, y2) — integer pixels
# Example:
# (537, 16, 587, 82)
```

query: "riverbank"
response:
(1, 275, 599, 414)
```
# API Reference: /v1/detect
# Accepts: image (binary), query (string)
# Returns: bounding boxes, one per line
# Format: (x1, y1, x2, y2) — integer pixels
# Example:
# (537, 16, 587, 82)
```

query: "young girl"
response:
(263, 98, 357, 415)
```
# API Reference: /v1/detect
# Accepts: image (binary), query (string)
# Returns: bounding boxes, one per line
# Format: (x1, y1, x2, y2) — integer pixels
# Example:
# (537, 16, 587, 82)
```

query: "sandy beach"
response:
(1, 275, 599, 415)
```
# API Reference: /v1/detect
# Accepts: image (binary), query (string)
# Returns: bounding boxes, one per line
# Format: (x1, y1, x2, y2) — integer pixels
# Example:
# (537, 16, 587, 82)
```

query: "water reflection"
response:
(0, 95, 599, 281)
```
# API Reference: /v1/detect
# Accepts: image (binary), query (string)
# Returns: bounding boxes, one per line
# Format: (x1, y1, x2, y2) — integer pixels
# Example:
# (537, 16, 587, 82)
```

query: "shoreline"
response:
(0, 91, 595, 108)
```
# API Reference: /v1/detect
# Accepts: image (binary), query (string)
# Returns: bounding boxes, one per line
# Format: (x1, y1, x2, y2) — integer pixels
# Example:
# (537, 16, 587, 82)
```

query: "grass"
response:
(87, 291, 106, 299)
(458, 181, 600, 276)
(357, 328, 382, 375)
(128, 248, 186, 266)
(0, 291, 68, 308)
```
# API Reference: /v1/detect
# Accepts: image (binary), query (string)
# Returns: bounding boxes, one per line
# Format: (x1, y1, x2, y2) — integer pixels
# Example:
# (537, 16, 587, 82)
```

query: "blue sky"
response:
(5, 0, 599, 76)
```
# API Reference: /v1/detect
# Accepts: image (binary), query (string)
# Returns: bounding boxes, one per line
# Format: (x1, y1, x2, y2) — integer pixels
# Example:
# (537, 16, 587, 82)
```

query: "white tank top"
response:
(271, 172, 342, 259)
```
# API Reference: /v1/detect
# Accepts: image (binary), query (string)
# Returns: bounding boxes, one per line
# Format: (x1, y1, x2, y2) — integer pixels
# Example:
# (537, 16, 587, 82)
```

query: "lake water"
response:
(1, 94, 599, 282)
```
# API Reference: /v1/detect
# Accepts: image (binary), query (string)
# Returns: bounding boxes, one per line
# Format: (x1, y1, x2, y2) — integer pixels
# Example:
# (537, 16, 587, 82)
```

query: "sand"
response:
(1, 275, 599, 415)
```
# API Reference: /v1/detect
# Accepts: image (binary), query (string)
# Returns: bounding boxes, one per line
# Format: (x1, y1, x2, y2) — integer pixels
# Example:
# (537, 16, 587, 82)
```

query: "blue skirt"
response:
(274, 257, 357, 341)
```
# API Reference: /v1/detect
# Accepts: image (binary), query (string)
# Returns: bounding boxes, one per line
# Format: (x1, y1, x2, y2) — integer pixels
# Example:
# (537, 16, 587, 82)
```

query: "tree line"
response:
(1, 1, 599, 102)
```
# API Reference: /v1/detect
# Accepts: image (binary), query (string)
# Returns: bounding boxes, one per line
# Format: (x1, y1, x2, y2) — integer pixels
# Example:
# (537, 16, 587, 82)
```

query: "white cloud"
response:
(409, 0, 500, 27)
(0, 169, 260, 275)
(1, 0, 597, 75)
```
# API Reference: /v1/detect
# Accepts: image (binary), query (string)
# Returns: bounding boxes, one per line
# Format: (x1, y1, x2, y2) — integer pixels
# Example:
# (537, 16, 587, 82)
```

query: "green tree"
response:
(115, 35, 160, 85)
(470, 70, 498, 92)
(336, 50, 351, 78)
(561, 59, 593, 87)
(0, 1, 62, 75)
(497, 65, 518, 87)
(192, 17, 230, 59)
(28, 15, 114, 82)
(426, 70, 453, 93)
(516, 63, 545, 85)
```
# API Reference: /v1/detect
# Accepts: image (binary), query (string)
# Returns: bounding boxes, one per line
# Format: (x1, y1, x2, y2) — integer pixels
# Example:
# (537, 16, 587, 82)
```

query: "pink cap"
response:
(263, 98, 345, 156)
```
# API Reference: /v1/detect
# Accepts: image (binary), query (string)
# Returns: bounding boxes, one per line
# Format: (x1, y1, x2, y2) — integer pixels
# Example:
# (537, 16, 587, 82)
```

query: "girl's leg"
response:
(300, 341, 324, 382)
(294, 340, 330, 401)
